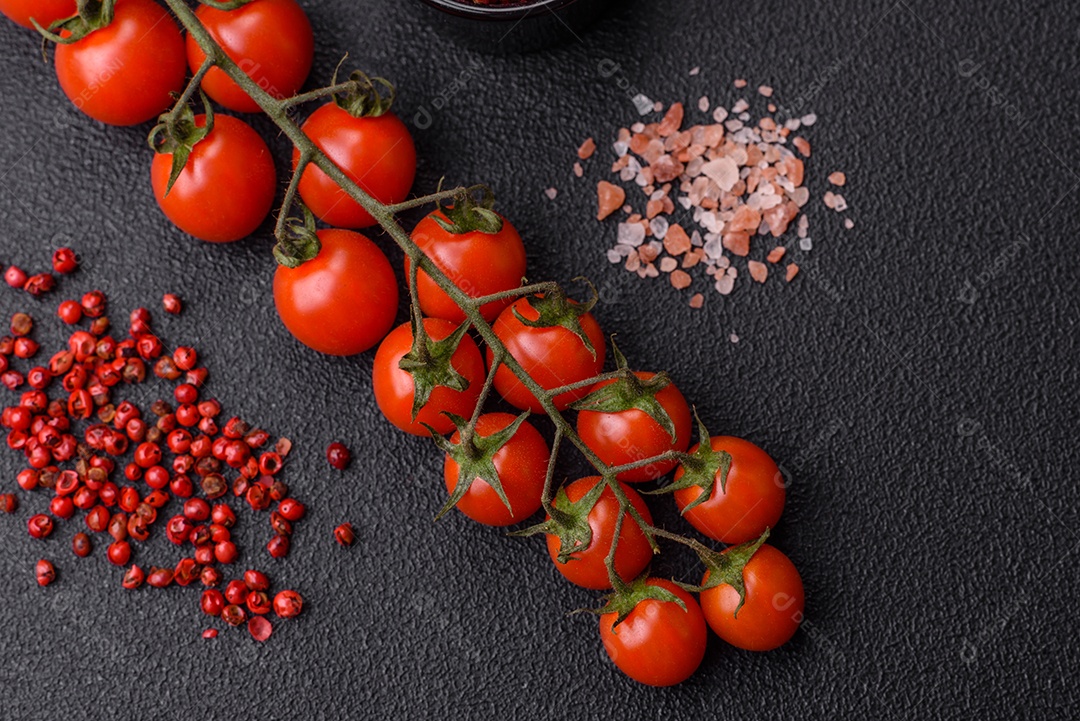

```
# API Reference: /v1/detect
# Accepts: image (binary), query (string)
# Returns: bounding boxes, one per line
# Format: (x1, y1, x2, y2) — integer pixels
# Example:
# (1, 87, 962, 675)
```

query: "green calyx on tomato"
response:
(272, 204, 322, 269)
(398, 317, 473, 422)
(509, 479, 606, 561)
(572, 338, 677, 441)
(646, 412, 731, 511)
(33, 0, 112, 43)
(148, 93, 215, 195)
(587, 573, 686, 629)
(513, 282, 600, 360)
(332, 67, 396, 118)
(428, 411, 530, 521)
(433, 184, 504, 235)
(679, 528, 770, 617)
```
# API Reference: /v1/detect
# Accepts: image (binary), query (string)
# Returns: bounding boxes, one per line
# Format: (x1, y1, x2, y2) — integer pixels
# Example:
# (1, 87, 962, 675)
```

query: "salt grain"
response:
(844, 218, 855, 229)
(734, 78, 747, 88)
(758, 85, 773, 97)
(573, 162, 583, 178)
(799, 237, 812, 251)
(729, 333, 739, 343)
(689, 293, 704, 308)
(617, 222, 646, 247)
(828, 171, 846, 186)
(659, 257, 678, 273)
(577, 137, 597, 160)
(545, 187, 558, 200)
(689, 66, 700, 76)
(698, 96, 710, 112)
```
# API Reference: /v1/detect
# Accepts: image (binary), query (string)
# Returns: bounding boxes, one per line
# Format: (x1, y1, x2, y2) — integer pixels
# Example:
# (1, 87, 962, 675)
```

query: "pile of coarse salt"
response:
(573, 78, 852, 308)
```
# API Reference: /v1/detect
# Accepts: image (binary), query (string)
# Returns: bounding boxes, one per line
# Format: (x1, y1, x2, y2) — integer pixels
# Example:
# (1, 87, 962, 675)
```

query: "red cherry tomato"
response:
(0, 0, 74, 29)
(407, 210, 527, 323)
(54, 0, 186, 126)
(187, 0, 314, 114)
(294, 103, 416, 228)
(699, 543, 803, 651)
(577, 372, 692, 482)
(151, 114, 276, 243)
(372, 318, 485, 436)
(443, 413, 549, 526)
(273, 229, 399, 356)
(599, 579, 707, 686)
(488, 296, 605, 413)
(673, 436, 784, 545)
(545, 476, 653, 590)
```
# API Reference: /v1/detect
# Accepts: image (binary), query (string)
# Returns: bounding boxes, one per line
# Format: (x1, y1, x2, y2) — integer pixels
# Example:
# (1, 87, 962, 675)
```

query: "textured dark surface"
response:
(0, 0, 1078, 719)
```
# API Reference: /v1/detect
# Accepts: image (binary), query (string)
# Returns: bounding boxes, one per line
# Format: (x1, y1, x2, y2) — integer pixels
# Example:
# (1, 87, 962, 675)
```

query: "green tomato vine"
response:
(145, 0, 762, 611)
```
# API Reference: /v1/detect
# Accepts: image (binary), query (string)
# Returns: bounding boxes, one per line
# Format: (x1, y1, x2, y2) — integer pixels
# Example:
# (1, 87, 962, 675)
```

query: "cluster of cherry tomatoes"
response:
(1, 0, 806, 688)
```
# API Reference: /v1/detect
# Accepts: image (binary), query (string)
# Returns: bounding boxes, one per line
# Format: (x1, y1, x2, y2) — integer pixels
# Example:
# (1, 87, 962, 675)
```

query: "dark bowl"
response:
(416, 0, 613, 53)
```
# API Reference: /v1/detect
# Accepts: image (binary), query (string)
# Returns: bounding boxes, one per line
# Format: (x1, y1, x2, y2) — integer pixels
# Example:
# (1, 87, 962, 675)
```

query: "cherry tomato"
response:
(372, 318, 485, 436)
(488, 296, 605, 413)
(599, 579, 707, 686)
(699, 543, 803, 651)
(295, 103, 416, 228)
(443, 413, 549, 526)
(273, 229, 398, 356)
(407, 210, 527, 323)
(151, 114, 276, 243)
(673, 436, 784, 545)
(187, 0, 314, 114)
(0, 0, 74, 29)
(545, 476, 653, 590)
(54, 0, 186, 126)
(577, 372, 692, 482)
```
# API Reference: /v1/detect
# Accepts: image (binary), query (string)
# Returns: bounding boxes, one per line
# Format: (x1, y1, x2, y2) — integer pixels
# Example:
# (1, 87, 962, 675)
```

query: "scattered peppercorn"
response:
(334, 522, 355, 547)
(51, 248, 78, 275)
(162, 293, 182, 315)
(36, 559, 56, 587)
(326, 442, 351, 470)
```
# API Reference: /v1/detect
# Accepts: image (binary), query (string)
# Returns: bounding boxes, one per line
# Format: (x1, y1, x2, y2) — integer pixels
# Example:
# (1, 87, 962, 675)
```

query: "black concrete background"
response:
(0, 1, 1077, 719)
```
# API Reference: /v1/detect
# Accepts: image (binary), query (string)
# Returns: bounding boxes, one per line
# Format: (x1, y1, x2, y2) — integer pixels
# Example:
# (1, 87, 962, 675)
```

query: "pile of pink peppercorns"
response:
(0, 247, 324, 642)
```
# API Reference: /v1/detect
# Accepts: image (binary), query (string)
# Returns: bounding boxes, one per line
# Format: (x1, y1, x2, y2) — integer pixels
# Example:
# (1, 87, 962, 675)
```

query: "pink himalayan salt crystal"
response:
(758, 85, 773, 97)
(793, 137, 811, 157)
(689, 66, 700, 76)
(730, 333, 740, 343)
(689, 293, 704, 308)
(657, 103, 684, 136)
(670, 269, 692, 289)
(748, 260, 768, 283)
(766, 246, 786, 263)
(844, 218, 855, 229)
(573, 162, 583, 178)
(786, 263, 799, 281)
(828, 171, 846, 186)
(597, 181, 625, 220)
(663, 224, 692, 255)
(734, 78, 747, 88)
(698, 96, 710, 112)
(545, 187, 558, 200)
(659, 257, 678, 273)
(578, 137, 597, 160)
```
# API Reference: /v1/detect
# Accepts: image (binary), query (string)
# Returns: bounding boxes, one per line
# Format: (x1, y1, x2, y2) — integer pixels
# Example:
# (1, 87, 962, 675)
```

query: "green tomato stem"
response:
(165, 0, 693, 587)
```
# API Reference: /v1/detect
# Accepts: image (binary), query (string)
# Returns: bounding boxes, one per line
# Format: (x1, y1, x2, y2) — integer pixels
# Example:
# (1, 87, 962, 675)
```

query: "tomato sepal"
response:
(332, 67, 396, 118)
(507, 480, 606, 561)
(398, 319, 473, 421)
(272, 205, 322, 269)
(571, 338, 678, 441)
(579, 573, 687, 630)
(33, 0, 114, 45)
(677, 528, 770, 617)
(645, 411, 730, 512)
(429, 411, 531, 520)
(148, 94, 216, 196)
(513, 282, 600, 360)
(432, 185, 504, 235)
